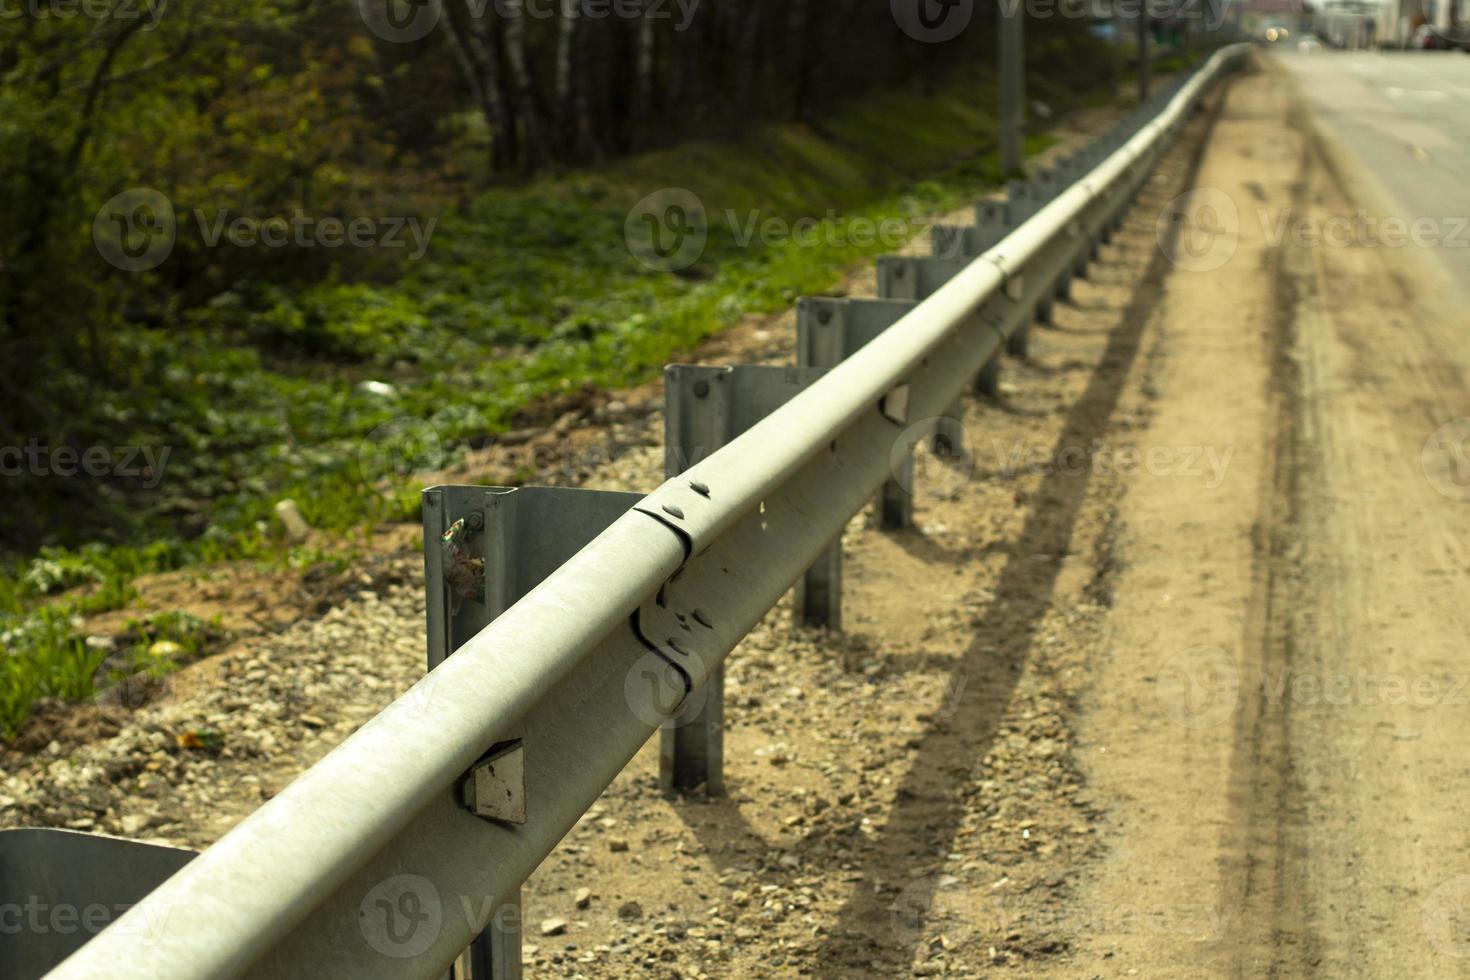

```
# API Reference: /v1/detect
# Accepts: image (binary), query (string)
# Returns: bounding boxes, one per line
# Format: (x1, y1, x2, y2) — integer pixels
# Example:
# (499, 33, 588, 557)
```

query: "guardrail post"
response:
(796, 297, 931, 526)
(1036, 296, 1055, 326)
(1001, 180, 1048, 351)
(662, 364, 826, 792)
(423, 485, 643, 980)
(875, 254, 979, 472)
(935, 204, 1025, 371)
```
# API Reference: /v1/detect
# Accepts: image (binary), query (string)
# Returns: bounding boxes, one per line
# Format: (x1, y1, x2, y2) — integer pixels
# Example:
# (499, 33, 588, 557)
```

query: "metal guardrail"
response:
(38, 43, 1250, 980)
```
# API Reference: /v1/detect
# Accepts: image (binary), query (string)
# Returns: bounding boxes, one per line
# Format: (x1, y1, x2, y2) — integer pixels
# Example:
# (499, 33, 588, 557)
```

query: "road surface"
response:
(1273, 50, 1470, 290)
(1068, 53, 1470, 976)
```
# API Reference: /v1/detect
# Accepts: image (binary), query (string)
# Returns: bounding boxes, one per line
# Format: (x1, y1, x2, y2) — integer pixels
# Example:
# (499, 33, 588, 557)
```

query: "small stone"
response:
(575, 887, 592, 909)
(299, 714, 328, 729)
(273, 499, 311, 543)
(617, 901, 643, 921)
(608, 837, 629, 853)
(540, 918, 568, 937)
(356, 380, 398, 399)
(119, 813, 152, 836)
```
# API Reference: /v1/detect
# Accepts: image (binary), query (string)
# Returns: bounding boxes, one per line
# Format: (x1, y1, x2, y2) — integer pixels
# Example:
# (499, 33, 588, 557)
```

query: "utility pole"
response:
(1137, 3, 1151, 104)
(1000, 0, 1025, 175)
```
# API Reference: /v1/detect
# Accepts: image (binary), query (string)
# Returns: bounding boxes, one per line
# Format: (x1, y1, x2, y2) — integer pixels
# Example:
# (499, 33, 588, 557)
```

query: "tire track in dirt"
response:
(1215, 100, 1322, 977)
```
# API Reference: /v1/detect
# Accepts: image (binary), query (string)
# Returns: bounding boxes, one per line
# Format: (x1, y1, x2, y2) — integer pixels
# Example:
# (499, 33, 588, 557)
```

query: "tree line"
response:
(0, 0, 1103, 546)
(430, 0, 994, 172)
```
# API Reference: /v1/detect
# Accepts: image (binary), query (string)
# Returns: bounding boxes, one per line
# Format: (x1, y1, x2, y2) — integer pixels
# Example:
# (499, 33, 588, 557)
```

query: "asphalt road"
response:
(1273, 50, 1470, 291)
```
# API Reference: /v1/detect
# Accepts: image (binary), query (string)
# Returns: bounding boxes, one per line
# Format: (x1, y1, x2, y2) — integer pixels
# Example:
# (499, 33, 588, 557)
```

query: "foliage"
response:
(0, 2, 1125, 736)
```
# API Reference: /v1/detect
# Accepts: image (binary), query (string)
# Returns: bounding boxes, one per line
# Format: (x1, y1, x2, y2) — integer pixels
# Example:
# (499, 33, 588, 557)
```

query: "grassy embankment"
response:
(0, 50, 1140, 738)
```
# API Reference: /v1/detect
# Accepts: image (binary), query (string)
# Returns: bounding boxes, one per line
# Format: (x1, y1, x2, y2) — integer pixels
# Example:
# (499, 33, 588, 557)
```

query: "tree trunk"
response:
(630, 1, 658, 149)
(443, 1, 515, 172)
(788, 0, 814, 120)
(553, 0, 576, 153)
(733, 0, 763, 114)
(554, 0, 601, 162)
(501, 0, 552, 173)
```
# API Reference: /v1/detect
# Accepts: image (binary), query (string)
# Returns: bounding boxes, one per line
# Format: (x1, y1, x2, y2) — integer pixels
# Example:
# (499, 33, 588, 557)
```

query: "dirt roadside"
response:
(1064, 56, 1470, 978)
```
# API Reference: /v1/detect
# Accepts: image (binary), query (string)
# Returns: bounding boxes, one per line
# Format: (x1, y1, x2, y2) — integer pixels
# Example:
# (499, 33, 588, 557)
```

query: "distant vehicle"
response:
(1409, 25, 1457, 49)
(1445, 26, 1470, 51)
(1259, 23, 1292, 43)
(1297, 36, 1324, 52)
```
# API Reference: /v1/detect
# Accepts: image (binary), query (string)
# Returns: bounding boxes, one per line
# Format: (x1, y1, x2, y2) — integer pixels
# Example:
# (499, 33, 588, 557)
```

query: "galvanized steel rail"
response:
(44, 44, 1250, 980)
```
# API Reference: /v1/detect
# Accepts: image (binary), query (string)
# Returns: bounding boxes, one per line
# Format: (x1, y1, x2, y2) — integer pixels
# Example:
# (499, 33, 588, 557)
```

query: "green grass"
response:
(0, 54, 1119, 739)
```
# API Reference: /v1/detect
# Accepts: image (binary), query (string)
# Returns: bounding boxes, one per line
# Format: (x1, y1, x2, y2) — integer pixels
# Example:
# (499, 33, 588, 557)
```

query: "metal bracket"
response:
(424, 485, 645, 669)
(875, 254, 970, 303)
(0, 830, 197, 980)
(659, 364, 825, 793)
(796, 296, 923, 532)
(422, 484, 644, 980)
(463, 741, 527, 825)
(880, 384, 910, 425)
(934, 200, 1015, 260)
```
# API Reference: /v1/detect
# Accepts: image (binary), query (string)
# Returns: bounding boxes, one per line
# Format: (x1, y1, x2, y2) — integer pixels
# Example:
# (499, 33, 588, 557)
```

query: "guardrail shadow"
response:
(803, 110, 1219, 974)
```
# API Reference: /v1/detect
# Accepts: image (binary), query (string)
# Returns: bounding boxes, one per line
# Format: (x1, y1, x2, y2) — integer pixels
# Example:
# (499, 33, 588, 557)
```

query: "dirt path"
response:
(1067, 57, 1470, 978)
